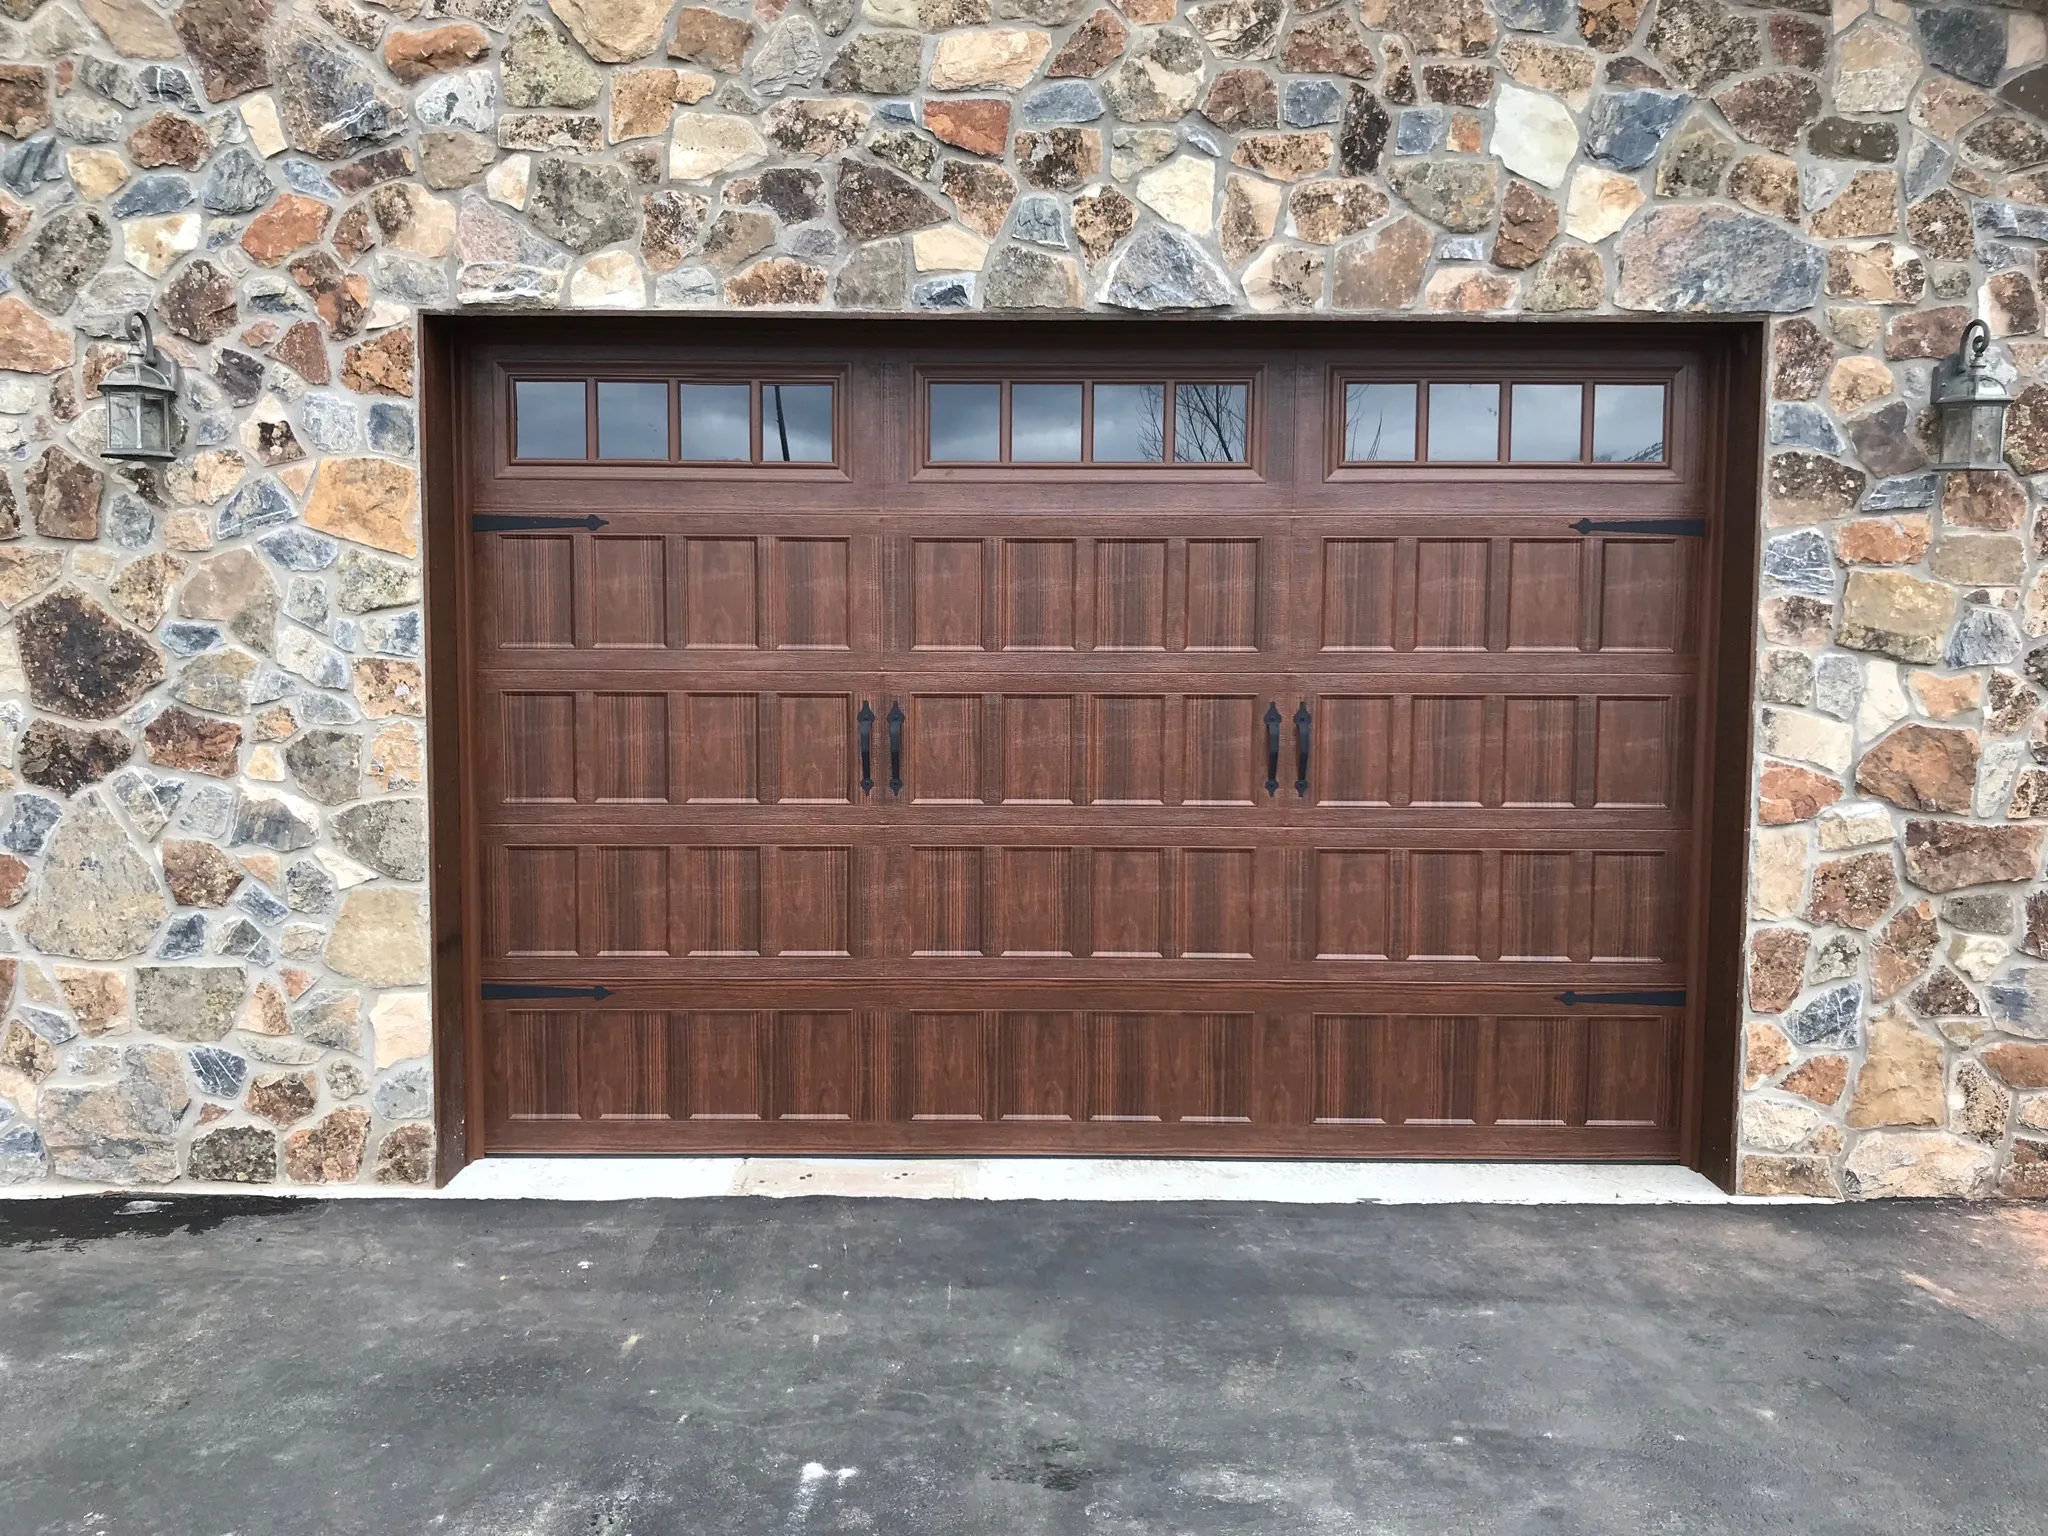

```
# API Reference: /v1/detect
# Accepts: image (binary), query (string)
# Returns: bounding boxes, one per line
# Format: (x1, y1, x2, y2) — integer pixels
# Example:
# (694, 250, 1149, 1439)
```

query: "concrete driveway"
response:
(3, 1194, 2045, 1535)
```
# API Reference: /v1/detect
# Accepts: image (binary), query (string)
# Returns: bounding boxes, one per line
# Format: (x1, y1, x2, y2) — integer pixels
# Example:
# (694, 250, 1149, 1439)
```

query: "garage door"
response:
(457, 327, 1722, 1159)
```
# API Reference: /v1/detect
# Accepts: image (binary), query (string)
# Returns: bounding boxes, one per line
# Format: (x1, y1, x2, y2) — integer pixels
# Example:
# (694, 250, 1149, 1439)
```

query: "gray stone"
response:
(111, 174, 195, 218)
(293, 989, 362, 1052)
(106, 493, 157, 550)
(1917, 7, 2005, 90)
(1905, 138, 1952, 206)
(286, 729, 361, 805)
(504, 15, 598, 108)
(217, 478, 295, 539)
(39, 1045, 189, 1183)
(271, 20, 408, 159)
(982, 246, 1078, 310)
(1814, 653, 1862, 722)
(1785, 983, 1861, 1048)
(1103, 225, 1235, 311)
(1, 137, 62, 198)
(160, 622, 221, 657)
(235, 882, 290, 925)
(1023, 83, 1105, 125)
(374, 1063, 433, 1121)
(132, 964, 246, 1045)
(327, 1061, 368, 1100)
(1769, 404, 1845, 457)
(215, 917, 275, 966)
(1283, 80, 1343, 128)
(80, 57, 143, 110)
(331, 797, 426, 879)
(139, 67, 199, 108)
(414, 68, 497, 134)
(22, 791, 166, 960)
(1, 793, 61, 855)
(1616, 208, 1822, 314)
(156, 913, 206, 959)
(200, 146, 274, 213)
(524, 157, 639, 254)
(108, 769, 182, 841)
(1396, 109, 1444, 156)
(0, 1123, 46, 1186)
(1012, 195, 1068, 248)
(55, 93, 126, 144)
(186, 1123, 275, 1183)
(371, 252, 451, 307)
(912, 275, 973, 310)
(1764, 530, 1834, 598)
(188, 1045, 246, 1099)
(1990, 968, 2048, 1040)
(336, 549, 422, 613)
(1950, 609, 2023, 668)
(285, 857, 337, 915)
(299, 694, 361, 726)
(287, 578, 329, 632)
(1496, 0, 1572, 29)
(177, 783, 236, 840)
(366, 403, 415, 456)
(1976, 200, 2048, 243)
(1584, 90, 1690, 171)
(360, 611, 422, 657)
(277, 160, 341, 199)
(1944, 894, 2013, 936)
(1864, 474, 1938, 512)
(15, 206, 114, 315)
(295, 397, 361, 454)
(232, 792, 318, 852)
(457, 263, 565, 308)
(750, 16, 822, 99)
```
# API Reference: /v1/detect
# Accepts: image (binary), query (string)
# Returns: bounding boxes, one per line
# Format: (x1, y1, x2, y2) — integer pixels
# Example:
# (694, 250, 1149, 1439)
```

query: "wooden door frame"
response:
(420, 315, 1764, 1189)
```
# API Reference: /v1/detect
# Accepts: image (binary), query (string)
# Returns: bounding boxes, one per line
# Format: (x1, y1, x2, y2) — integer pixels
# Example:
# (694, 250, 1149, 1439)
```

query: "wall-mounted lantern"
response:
(100, 313, 180, 462)
(1931, 318, 2014, 472)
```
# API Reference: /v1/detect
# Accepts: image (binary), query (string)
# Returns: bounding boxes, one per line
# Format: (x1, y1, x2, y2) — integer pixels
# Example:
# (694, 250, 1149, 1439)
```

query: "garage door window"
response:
(513, 378, 837, 464)
(1340, 380, 1668, 466)
(926, 379, 1251, 466)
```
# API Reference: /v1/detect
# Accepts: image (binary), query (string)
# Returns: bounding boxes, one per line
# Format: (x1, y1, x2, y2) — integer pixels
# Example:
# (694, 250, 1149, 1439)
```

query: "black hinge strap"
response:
(1569, 518, 1706, 538)
(471, 514, 609, 532)
(1555, 989, 1687, 1008)
(482, 983, 614, 1000)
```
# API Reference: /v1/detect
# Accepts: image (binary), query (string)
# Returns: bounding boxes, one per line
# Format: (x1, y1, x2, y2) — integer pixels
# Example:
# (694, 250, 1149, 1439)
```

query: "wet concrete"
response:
(3, 1196, 2046, 1534)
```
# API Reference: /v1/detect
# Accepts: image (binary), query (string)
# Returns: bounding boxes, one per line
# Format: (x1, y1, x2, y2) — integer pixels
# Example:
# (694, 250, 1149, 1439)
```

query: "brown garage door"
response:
(455, 325, 1725, 1160)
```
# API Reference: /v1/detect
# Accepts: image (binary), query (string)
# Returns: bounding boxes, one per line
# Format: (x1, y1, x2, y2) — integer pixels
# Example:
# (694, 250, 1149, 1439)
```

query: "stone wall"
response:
(0, 0, 2044, 1194)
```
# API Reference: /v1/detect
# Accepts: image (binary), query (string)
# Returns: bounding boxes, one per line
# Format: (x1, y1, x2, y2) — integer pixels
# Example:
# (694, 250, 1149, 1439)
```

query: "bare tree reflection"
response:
(1174, 383, 1248, 463)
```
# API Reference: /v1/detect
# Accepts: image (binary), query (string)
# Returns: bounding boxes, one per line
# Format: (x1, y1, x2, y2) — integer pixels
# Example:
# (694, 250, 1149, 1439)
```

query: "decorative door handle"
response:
(887, 700, 905, 796)
(1293, 701, 1312, 798)
(1264, 701, 1282, 798)
(857, 701, 874, 795)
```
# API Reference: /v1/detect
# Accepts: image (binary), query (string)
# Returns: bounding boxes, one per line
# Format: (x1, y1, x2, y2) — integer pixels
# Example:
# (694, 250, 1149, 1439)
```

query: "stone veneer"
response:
(0, 0, 2045, 1194)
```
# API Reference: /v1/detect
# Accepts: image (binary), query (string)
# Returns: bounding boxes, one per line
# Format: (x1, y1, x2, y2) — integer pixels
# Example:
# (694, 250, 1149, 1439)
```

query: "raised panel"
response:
(1002, 540, 1075, 649)
(910, 694, 984, 803)
(1002, 696, 1075, 804)
(496, 1011, 580, 1119)
(1591, 852, 1674, 962)
(1001, 847, 1071, 956)
(683, 537, 758, 649)
(501, 693, 576, 802)
(1183, 695, 1257, 805)
(1413, 541, 1489, 651)
(1089, 1014, 1251, 1123)
(1493, 1017, 1586, 1125)
(1406, 851, 1481, 961)
(1594, 697, 1672, 808)
(774, 538, 850, 649)
(495, 536, 575, 647)
(912, 847, 984, 956)
(1182, 849, 1253, 959)
(675, 1012, 767, 1118)
(903, 1013, 988, 1120)
(589, 537, 666, 648)
(680, 847, 760, 955)
(1311, 1015, 1478, 1125)
(1501, 697, 1575, 808)
(1499, 852, 1574, 961)
(493, 847, 579, 955)
(593, 693, 668, 802)
(594, 847, 669, 955)
(1185, 539, 1258, 651)
(996, 1012, 1081, 1121)
(771, 1012, 858, 1119)
(1092, 848, 1164, 957)
(1321, 540, 1395, 650)
(1599, 541, 1683, 652)
(680, 693, 757, 802)
(1585, 1016, 1678, 1127)
(1505, 541, 1582, 651)
(1410, 696, 1485, 806)
(1317, 696, 1391, 806)
(770, 847, 852, 957)
(1092, 695, 1165, 804)
(582, 1013, 670, 1119)
(777, 694, 850, 803)
(912, 539, 985, 650)
(1316, 850, 1390, 960)
(1095, 540, 1167, 649)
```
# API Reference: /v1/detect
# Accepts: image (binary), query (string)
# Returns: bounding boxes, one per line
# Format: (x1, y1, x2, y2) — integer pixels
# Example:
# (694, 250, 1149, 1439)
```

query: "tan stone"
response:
(1501, 39, 1596, 111)
(1848, 1007, 1945, 1129)
(1931, 534, 2025, 589)
(1750, 826, 1807, 919)
(355, 657, 425, 718)
(549, 0, 670, 64)
(1744, 1020, 1792, 1088)
(382, 23, 490, 83)
(1940, 470, 2026, 531)
(1913, 77, 1993, 142)
(81, 0, 183, 57)
(1331, 216, 1431, 310)
(305, 458, 420, 558)
(1288, 180, 1389, 246)
(1838, 570, 1959, 665)
(910, 224, 990, 272)
(1809, 170, 1899, 240)
(66, 148, 129, 201)
(327, 888, 430, 986)
(1564, 166, 1645, 245)
(1230, 132, 1332, 182)
(1136, 155, 1214, 235)
(669, 112, 766, 182)
(373, 992, 432, 1069)
(1826, 357, 1893, 417)
(1740, 1154, 1839, 1198)
(1842, 1131, 1995, 1198)
(1908, 672, 1980, 720)
(1728, 154, 1800, 219)
(931, 29, 1052, 91)
(1424, 268, 1518, 313)
(0, 297, 76, 373)
(368, 720, 424, 792)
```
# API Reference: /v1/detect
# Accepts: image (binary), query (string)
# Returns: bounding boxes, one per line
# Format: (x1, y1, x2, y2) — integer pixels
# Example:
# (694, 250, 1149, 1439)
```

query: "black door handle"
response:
(857, 701, 874, 795)
(887, 700, 904, 796)
(1264, 701, 1282, 797)
(1293, 701, 1312, 797)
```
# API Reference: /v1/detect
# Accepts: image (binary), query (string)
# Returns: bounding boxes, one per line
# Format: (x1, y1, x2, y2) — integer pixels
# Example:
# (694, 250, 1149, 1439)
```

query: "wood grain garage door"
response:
(456, 327, 1725, 1159)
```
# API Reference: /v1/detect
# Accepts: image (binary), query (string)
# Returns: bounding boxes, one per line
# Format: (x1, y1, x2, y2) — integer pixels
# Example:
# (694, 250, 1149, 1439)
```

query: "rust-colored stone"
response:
(1781, 1056, 1849, 1108)
(923, 99, 1011, 158)
(1747, 928, 1808, 1014)
(240, 194, 332, 266)
(1758, 760, 1842, 825)
(1855, 725, 1980, 815)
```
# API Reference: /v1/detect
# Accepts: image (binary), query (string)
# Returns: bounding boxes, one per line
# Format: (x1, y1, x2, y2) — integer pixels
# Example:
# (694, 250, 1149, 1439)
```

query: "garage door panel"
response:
(466, 337, 1717, 1161)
